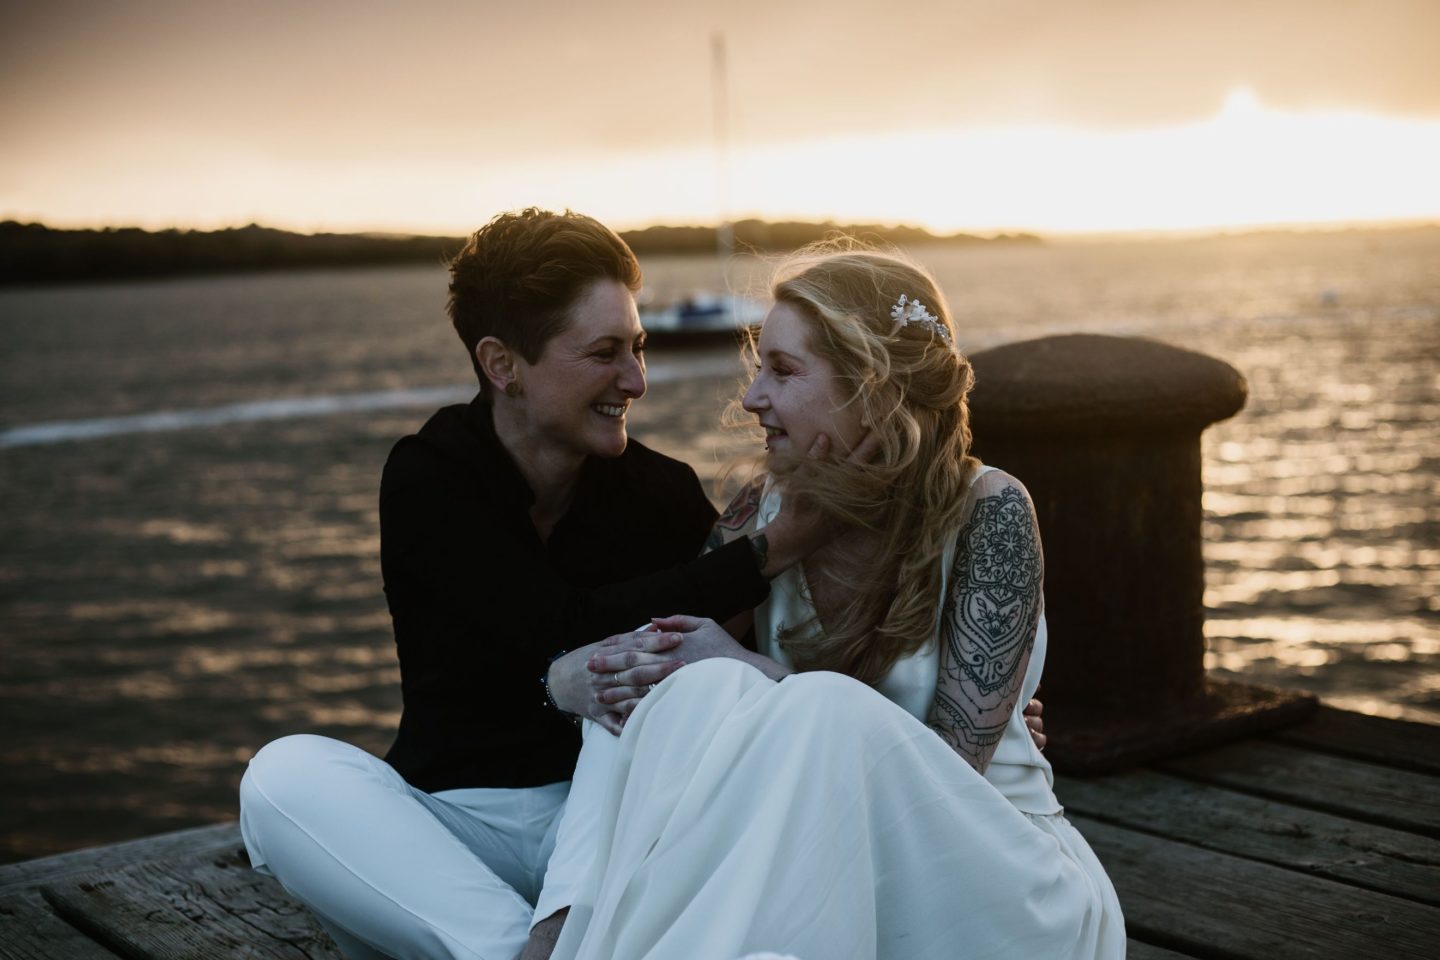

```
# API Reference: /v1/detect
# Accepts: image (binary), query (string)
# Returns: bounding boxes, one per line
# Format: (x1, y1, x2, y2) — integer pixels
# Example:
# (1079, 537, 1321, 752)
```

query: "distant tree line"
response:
(0, 220, 1040, 286)
(620, 220, 1040, 255)
(0, 222, 461, 286)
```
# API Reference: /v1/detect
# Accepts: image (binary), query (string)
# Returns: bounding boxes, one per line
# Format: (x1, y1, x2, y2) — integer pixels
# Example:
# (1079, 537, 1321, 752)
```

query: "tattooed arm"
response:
(703, 475, 767, 555)
(928, 470, 1044, 775)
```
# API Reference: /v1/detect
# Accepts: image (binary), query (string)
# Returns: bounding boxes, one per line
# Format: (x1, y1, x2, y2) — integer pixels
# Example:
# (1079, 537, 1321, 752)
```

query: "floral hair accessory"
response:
(889, 294, 953, 347)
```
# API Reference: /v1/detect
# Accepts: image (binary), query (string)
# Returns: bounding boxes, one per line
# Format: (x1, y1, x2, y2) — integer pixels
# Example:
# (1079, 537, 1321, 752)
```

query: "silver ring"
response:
(647, 683, 657, 694)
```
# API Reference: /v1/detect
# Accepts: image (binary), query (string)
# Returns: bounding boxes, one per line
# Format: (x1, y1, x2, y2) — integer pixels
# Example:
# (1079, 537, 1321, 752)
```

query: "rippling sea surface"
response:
(1, 227, 1436, 862)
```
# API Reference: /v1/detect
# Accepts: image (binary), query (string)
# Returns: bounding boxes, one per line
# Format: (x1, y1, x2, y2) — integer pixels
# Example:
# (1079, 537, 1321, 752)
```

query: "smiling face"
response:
(513, 279, 647, 462)
(743, 301, 866, 458)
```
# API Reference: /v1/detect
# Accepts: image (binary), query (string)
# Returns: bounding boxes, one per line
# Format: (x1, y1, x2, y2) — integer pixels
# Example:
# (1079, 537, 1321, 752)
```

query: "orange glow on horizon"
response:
(711, 89, 1440, 236)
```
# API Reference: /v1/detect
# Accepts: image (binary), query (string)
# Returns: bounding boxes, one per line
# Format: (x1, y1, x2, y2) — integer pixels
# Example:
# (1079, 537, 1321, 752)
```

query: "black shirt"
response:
(379, 396, 769, 792)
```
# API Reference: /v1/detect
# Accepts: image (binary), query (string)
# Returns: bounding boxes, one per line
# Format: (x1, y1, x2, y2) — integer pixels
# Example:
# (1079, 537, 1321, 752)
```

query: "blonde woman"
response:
(548, 245, 1125, 960)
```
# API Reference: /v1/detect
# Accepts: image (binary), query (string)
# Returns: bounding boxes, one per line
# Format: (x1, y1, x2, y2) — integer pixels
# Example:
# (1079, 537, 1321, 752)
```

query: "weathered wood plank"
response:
(42, 856, 342, 960)
(1126, 940, 1200, 960)
(0, 822, 242, 897)
(1057, 769, 1440, 905)
(1158, 739, 1440, 838)
(0, 893, 121, 960)
(1072, 814, 1437, 959)
(1271, 706, 1440, 776)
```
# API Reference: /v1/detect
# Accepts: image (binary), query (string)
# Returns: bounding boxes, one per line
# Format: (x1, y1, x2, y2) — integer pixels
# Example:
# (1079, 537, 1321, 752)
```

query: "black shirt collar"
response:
(410, 393, 537, 508)
(453, 393, 635, 533)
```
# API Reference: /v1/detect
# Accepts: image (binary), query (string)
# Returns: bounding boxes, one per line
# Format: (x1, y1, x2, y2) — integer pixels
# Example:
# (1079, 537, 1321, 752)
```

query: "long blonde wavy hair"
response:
(746, 242, 980, 685)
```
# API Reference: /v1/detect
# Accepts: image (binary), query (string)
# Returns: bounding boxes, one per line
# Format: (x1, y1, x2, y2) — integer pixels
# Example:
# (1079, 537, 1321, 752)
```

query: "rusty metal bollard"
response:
(968, 334, 1316, 775)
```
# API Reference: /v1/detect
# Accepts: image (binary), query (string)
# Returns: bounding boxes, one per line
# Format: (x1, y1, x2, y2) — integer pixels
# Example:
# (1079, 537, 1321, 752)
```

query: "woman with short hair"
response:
(239, 208, 837, 960)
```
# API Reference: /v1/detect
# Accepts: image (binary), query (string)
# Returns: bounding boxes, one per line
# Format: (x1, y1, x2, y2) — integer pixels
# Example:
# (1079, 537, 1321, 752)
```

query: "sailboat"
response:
(638, 288, 767, 342)
(639, 34, 766, 346)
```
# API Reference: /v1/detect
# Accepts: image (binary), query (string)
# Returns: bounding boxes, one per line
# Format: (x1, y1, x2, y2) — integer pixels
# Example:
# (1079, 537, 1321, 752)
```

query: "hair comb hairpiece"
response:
(889, 294, 953, 347)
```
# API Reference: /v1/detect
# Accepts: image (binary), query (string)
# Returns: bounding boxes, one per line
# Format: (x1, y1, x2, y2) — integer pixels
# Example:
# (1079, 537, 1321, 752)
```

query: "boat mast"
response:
(711, 31, 734, 263)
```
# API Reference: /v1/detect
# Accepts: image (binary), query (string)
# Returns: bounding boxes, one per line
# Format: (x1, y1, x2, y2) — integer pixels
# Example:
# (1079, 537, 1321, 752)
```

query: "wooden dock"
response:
(1, 704, 1434, 959)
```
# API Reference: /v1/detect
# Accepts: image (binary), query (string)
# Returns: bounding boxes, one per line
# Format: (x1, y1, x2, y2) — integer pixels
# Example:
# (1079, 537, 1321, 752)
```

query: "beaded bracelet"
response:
(541, 649, 581, 725)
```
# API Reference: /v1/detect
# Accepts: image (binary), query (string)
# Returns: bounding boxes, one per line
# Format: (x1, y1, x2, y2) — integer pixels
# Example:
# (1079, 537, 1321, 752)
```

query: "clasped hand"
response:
(569, 619, 1048, 748)
(584, 615, 746, 734)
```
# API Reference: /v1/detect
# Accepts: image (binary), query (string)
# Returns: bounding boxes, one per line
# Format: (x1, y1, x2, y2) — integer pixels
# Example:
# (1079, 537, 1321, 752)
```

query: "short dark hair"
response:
(447, 208, 643, 395)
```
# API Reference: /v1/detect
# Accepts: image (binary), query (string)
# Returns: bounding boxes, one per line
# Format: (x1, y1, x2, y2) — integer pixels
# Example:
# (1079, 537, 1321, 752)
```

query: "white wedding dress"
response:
(546, 468, 1125, 960)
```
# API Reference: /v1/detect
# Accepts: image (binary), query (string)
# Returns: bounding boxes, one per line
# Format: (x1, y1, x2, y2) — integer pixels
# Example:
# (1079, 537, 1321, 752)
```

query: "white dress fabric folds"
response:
(550, 468, 1124, 960)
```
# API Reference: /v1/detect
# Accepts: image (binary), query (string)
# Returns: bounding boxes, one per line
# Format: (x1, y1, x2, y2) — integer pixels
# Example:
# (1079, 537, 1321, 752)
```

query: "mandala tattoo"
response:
(933, 483, 1043, 759)
(703, 477, 764, 554)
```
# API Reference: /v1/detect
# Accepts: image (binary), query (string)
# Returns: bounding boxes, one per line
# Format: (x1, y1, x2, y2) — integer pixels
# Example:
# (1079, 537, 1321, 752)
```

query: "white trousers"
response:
(238, 733, 616, 960)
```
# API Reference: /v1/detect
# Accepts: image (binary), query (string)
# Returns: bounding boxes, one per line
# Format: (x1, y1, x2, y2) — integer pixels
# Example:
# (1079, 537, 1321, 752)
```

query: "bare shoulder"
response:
(967, 466, 1034, 504)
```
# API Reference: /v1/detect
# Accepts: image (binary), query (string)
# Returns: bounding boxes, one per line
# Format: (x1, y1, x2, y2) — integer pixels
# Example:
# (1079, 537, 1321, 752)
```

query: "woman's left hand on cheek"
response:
(839, 429, 883, 464)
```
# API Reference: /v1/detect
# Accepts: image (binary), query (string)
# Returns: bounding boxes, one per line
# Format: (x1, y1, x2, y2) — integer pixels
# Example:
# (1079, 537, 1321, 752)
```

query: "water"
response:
(1, 228, 1437, 863)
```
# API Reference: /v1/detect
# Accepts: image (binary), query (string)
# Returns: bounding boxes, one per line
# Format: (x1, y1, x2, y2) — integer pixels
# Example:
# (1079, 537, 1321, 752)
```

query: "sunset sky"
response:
(3, 0, 1438, 236)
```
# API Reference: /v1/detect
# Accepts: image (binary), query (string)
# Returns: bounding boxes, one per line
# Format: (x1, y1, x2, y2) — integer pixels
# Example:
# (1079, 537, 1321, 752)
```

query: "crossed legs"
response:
(239, 734, 569, 960)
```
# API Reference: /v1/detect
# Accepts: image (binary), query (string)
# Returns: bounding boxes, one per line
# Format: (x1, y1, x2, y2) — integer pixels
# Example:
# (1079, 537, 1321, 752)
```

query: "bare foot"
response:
(518, 908, 568, 960)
